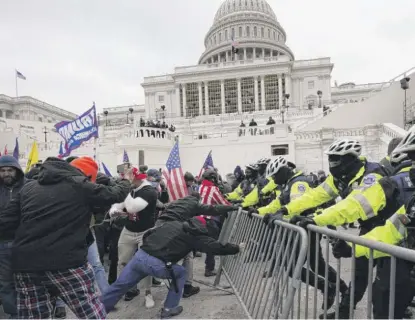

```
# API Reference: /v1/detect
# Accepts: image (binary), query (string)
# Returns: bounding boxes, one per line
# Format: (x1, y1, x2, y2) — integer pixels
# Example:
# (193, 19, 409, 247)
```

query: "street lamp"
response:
(281, 94, 290, 124)
(103, 110, 108, 126)
(43, 126, 49, 143)
(317, 90, 323, 108)
(401, 77, 411, 129)
(127, 107, 134, 124)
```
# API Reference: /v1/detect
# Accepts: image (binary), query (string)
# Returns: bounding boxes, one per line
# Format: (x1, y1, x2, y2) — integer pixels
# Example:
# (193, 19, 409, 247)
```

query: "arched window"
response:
(231, 28, 235, 38)
(219, 32, 222, 42)
(225, 29, 228, 40)
(254, 26, 257, 37)
(214, 35, 217, 44)
(239, 26, 242, 37)
(273, 31, 276, 39)
(268, 28, 271, 38)
(261, 27, 264, 37)
(246, 26, 250, 36)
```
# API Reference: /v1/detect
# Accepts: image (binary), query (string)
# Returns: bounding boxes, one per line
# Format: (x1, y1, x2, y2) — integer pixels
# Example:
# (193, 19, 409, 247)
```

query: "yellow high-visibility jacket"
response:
(353, 207, 408, 259)
(226, 181, 259, 208)
(313, 167, 409, 227)
(258, 172, 312, 216)
(285, 158, 385, 218)
(261, 178, 277, 195)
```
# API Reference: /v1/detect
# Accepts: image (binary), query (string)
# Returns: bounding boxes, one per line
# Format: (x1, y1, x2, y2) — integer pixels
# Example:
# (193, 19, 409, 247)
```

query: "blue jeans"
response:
(101, 249, 186, 311)
(56, 241, 109, 308)
(0, 241, 17, 317)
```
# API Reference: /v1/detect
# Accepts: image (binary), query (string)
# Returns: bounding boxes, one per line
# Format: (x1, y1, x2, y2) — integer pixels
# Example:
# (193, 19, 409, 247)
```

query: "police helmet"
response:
(245, 163, 259, 171)
(256, 157, 271, 166)
(325, 139, 362, 157)
(394, 129, 415, 155)
(265, 156, 289, 178)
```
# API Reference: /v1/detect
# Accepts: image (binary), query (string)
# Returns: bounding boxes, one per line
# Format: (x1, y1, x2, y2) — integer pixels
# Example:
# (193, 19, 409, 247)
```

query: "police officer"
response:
(253, 157, 347, 309)
(291, 146, 410, 318)
(226, 163, 260, 208)
(380, 137, 403, 175)
(267, 138, 388, 318)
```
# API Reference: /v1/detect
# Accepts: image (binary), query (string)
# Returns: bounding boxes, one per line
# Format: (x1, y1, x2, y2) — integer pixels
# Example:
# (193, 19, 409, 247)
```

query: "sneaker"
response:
(152, 278, 164, 287)
(145, 294, 155, 309)
(204, 269, 217, 277)
(161, 306, 183, 319)
(54, 306, 67, 319)
(182, 284, 200, 298)
(124, 288, 139, 301)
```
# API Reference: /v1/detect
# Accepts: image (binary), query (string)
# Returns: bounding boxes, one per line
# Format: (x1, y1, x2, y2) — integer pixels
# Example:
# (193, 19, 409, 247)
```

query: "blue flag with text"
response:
(55, 104, 99, 157)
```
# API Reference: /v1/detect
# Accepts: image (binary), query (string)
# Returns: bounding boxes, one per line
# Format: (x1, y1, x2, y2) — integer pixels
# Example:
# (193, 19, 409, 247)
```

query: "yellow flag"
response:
(25, 141, 39, 173)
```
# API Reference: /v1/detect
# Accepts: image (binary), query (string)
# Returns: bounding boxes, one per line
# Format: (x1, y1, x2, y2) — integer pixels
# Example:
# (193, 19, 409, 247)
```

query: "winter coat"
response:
(0, 158, 130, 272)
(0, 155, 26, 241)
(141, 217, 239, 264)
(157, 195, 236, 223)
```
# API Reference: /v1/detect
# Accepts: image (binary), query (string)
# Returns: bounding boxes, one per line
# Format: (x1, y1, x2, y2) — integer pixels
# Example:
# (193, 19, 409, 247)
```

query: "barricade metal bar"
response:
(350, 244, 356, 319)
(335, 258, 341, 319)
(388, 256, 396, 319)
(367, 250, 374, 319)
(313, 233, 319, 319)
(322, 238, 330, 319)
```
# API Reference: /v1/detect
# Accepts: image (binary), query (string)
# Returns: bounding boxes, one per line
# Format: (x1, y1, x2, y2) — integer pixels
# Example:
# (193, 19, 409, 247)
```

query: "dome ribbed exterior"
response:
(199, 0, 294, 64)
(214, 0, 277, 23)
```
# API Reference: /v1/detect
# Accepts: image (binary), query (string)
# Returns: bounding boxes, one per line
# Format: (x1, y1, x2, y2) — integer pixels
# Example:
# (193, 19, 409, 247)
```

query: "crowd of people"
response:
(1, 130, 415, 319)
(139, 117, 176, 133)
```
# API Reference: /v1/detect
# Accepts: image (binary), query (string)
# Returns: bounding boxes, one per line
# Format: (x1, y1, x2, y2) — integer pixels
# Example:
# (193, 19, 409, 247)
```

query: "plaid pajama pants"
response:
(14, 263, 106, 319)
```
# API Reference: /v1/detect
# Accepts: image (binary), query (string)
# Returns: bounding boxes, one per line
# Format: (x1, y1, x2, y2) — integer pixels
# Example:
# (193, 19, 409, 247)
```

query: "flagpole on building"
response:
(15, 69, 18, 97)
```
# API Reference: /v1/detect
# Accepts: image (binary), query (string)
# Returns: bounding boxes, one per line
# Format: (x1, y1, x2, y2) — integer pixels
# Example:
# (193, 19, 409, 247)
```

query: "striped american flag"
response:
(198, 150, 214, 178)
(199, 180, 231, 221)
(162, 141, 188, 201)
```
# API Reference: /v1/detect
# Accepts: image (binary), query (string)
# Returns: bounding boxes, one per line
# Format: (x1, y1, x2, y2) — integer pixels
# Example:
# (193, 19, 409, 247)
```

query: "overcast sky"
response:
(1, 0, 415, 114)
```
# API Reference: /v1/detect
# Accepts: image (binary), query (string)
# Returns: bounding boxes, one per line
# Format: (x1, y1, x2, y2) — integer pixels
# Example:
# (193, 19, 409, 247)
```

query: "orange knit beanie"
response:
(70, 157, 98, 183)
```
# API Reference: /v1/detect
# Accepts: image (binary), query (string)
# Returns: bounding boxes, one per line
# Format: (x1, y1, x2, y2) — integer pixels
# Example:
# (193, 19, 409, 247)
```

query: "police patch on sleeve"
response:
(297, 184, 306, 193)
(363, 174, 376, 186)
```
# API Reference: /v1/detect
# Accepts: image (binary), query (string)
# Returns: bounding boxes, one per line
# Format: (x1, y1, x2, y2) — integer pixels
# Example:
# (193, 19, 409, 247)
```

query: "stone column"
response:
(198, 82, 203, 116)
(262, 48, 265, 58)
(299, 78, 304, 109)
(226, 51, 229, 62)
(254, 77, 259, 111)
(244, 48, 247, 60)
(253, 48, 256, 60)
(145, 93, 150, 119)
(205, 81, 210, 115)
(285, 76, 291, 106)
(175, 86, 181, 117)
(221, 80, 226, 114)
(261, 76, 265, 110)
(278, 75, 283, 108)
(237, 78, 242, 113)
(182, 84, 187, 117)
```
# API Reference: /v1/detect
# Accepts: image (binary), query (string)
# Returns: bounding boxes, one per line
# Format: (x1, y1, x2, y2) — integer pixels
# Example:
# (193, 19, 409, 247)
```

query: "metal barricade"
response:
(213, 209, 308, 319)
(298, 224, 415, 320)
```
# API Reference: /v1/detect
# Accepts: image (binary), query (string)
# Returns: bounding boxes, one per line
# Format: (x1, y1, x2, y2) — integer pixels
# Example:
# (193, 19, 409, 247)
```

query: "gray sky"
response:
(1, 0, 415, 114)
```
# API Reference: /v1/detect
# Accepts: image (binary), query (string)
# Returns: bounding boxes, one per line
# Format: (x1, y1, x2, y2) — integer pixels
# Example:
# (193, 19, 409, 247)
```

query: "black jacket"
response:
(0, 155, 27, 241)
(0, 158, 130, 272)
(141, 217, 239, 264)
(157, 195, 236, 223)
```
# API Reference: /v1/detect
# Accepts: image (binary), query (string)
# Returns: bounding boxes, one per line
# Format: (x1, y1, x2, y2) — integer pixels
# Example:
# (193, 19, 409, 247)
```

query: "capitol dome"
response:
(199, 0, 294, 64)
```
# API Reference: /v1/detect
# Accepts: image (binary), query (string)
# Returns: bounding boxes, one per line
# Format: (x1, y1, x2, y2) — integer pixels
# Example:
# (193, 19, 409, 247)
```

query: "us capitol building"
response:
(0, 0, 413, 175)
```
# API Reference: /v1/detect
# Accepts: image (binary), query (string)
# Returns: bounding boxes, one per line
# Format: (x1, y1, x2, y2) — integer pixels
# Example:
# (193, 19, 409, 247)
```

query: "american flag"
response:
(123, 149, 130, 163)
(16, 70, 26, 80)
(198, 151, 214, 178)
(3, 145, 8, 155)
(162, 141, 188, 201)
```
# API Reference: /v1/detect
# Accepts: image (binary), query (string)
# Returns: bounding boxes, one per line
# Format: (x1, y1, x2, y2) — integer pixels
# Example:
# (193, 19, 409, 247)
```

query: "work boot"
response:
(182, 284, 200, 298)
(204, 269, 216, 277)
(322, 289, 351, 319)
(54, 306, 67, 319)
(161, 306, 183, 319)
(152, 278, 164, 286)
(124, 288, 140, 301)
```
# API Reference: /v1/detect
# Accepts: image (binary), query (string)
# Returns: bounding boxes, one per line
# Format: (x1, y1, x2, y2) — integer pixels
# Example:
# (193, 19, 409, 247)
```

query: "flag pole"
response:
(15, 69, 18, 97)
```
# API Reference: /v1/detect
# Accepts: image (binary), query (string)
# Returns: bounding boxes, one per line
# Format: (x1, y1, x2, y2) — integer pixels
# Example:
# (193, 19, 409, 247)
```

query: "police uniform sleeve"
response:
(354, 206, 408, 259)
(226, 184, 243, 201)
(241, 186, 259, 208)
(313, 173, 386, 227)
(261, 178, 277, 195)
(285, 175, 339, 217)
(257, 197, 281, 216)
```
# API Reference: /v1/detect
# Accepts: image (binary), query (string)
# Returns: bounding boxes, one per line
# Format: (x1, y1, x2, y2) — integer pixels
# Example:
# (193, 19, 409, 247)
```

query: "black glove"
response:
(289, 216, 316, 229)
(247, 208, 258, 218)
(263, 213, 273, 225)
(267, 213, 283, 228)
(332, 240, 352, 259)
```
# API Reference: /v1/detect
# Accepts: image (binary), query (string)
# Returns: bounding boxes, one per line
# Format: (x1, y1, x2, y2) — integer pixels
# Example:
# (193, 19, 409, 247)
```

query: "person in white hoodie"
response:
(109, 167, 158, 308)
